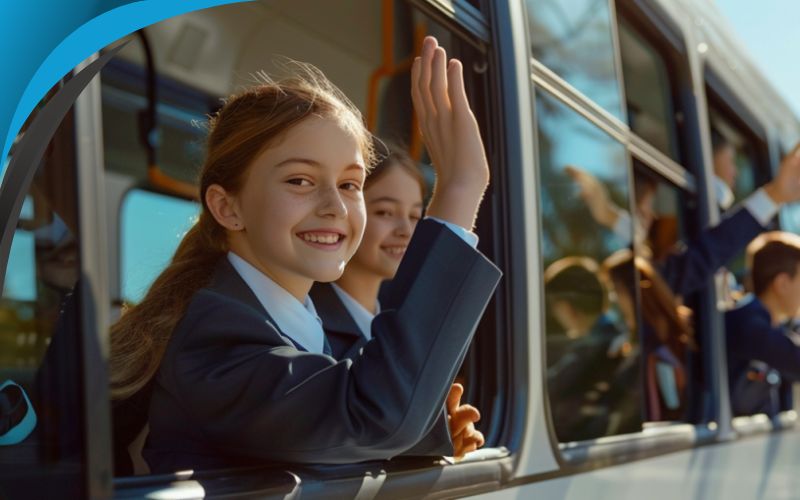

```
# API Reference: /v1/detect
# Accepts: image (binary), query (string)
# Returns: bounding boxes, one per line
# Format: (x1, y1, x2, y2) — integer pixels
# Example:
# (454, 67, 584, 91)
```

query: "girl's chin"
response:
(305, 265, 346, 284)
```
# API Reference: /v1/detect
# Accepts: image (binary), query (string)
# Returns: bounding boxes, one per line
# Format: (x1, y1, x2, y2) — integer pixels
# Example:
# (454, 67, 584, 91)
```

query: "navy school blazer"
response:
(143, 219, 501, 473)
(660, 205, 764, 298)
(310, 282, 454, 456)
(725, 296, 800, 416)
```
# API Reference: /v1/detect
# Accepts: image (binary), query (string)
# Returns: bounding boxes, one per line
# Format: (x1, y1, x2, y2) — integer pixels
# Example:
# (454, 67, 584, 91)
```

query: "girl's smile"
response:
(207, 115, 367, 300)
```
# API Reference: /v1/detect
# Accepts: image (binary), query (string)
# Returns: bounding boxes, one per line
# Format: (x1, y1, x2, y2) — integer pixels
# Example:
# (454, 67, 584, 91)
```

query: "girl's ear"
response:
(206, 184, 244, 231)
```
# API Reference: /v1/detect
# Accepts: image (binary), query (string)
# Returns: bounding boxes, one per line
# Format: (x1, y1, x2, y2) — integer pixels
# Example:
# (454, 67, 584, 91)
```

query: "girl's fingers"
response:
(411, 57, 425, 125)
(430, 46, 450, 117)
(446, 383, 464, 414)
(446, 59, 467, 114)
(418, 37, 437, 120)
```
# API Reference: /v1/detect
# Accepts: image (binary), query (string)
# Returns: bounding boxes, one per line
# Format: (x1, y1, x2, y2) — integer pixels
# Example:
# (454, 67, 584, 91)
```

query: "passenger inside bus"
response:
(566, 144, 800, 299)
(562, 144, 800, 422)
(108, 37, 501, 473)
(310, 141, 485, 460)
(543, 256, 630, 440)
(604, 250, 696, 423)
(727, 231, 800, 417)
(711, 130, 738, 211)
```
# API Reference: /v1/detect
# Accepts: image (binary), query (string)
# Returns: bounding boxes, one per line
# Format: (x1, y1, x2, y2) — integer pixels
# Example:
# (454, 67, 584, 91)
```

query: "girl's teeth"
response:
(303, 233, 339, 244)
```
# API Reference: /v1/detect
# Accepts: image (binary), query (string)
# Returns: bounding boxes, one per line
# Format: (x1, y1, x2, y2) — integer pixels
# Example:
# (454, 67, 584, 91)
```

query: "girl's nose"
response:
(317, 185, 347, 218)
(395, 216, 414, 237)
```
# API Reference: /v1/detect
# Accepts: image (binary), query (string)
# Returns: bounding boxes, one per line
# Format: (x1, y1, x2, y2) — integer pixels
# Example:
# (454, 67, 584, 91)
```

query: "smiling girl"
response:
(109, 37, 500, 472)
(311, 143, 485, 459)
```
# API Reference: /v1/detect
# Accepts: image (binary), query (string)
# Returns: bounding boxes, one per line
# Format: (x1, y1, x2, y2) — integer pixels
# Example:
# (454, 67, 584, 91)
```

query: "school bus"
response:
(1, 0, 799, 498)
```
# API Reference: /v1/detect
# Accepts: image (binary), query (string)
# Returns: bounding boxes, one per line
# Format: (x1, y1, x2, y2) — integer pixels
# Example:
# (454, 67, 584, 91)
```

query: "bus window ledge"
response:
(558, 423, 717, 467)
(114, 452, 515, 499)
(732, 410, 797, 437)
(441, 446, 511, 464)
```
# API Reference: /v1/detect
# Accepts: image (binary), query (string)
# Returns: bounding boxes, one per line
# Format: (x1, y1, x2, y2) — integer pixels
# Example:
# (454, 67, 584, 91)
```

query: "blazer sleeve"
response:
(660, 207, 763, 297)
(160, 219, 501, 464)
(727, 310, 800, 381)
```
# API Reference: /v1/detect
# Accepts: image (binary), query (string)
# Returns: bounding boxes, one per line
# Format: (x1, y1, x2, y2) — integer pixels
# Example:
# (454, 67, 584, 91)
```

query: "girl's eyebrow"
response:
(369, 196, 424, 207)
(274, 157, 365, 171)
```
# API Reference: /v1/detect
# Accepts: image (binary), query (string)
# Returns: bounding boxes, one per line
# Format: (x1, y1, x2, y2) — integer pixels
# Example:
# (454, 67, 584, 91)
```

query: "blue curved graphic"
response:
(0, 0, 251, 180)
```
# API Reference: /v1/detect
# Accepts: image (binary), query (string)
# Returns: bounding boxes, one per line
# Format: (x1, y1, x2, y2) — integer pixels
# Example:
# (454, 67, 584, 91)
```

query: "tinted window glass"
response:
(526, 0, 624, 120)
(120, 189, 199, 303)
(0, 133, 85, 496)
(618, 19, 680, 161)
(536, 90, 641, 441)
(630, 168, 703, 423)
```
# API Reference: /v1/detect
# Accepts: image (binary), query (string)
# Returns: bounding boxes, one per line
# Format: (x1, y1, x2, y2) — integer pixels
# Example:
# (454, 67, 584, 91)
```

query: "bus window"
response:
(618, 18, 681, 162)
(525, 0, 625, 120)
(106, 1, 506, 480)
(120, 189, 199, 304)
(0, 114, 86, 496)
(705, 89, 772, 280)
(630, 166, 707, 424)
(536, 90, 642, 442)
(705, 88, 771, 209)
(101, 59, 213, 185)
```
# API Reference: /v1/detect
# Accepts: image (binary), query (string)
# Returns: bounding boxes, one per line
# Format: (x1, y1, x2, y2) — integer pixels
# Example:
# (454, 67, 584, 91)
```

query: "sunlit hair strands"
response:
(109, 64, 375, 400)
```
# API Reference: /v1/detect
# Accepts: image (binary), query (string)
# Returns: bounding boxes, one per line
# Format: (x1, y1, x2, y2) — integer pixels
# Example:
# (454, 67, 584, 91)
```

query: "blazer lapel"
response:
(309, 283, 367, 359)
(208, 257, 288, 344)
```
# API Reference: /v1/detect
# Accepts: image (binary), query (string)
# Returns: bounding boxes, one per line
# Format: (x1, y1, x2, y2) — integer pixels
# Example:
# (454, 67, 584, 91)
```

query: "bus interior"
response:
(2, 0, 800, 498)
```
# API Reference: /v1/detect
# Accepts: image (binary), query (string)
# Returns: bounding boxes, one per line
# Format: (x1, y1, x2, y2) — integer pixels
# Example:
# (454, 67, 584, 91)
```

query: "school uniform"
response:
(725, 295, 800, 416)
(143, 219, 501, 473)
(545, 314, 628, 441)
(310, 282, 455, 456)
(613, 188, 779, 297)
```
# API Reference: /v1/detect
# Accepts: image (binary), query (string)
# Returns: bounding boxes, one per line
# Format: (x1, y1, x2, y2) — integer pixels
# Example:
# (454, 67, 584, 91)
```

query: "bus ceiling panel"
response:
(114, 2, 267, 98)
(531, 59, 629, 145)
(629, 133, 696, 192)
(233, 13, 381, 113)
(407, 0, 490, 50)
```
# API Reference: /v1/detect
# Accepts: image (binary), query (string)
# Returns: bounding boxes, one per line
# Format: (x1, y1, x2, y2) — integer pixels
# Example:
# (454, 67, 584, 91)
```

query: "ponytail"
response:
(109, 67, 375, 400)
(109, 213, 225, 399)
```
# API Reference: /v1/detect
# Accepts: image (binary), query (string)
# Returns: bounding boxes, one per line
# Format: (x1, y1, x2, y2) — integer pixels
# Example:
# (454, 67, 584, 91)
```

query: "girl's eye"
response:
(339, 181, 362, 191)
(287, 178, 313, 187)
(410, 214, 422, 222)
(375, 210, 392, 217)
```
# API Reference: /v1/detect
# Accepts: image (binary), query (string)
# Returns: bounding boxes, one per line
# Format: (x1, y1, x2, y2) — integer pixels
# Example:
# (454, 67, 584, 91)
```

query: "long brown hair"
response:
(604, 249, 696, 354)
(366, 139, 426, 197)
(109, 67, 374, 400)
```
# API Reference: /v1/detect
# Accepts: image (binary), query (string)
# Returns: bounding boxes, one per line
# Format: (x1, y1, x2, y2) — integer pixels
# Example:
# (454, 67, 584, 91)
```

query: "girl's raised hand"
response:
(411, 36, 490, 231)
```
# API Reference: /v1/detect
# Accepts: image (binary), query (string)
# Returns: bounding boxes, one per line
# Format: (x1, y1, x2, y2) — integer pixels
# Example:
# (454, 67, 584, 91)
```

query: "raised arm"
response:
(663, 144, 800, 297)
(412, 37, 490, 231)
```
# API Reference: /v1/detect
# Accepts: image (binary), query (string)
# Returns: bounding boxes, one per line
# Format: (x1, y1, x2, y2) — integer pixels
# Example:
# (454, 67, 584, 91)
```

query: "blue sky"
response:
(716, 0, 800, 117)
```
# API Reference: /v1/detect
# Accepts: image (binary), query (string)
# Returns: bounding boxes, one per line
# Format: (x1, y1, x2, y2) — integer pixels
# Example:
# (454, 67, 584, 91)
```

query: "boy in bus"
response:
(310, 142, 485, 460)
(711, 130, 737, 210)
(726, 231, 800, 417)
(565, 143, 800, 300)
(543, 256, 629, 441)
(108, 37, 501, 473)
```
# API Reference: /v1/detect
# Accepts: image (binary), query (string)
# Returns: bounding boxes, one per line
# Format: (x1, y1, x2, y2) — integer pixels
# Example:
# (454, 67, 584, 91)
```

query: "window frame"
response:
(0, 52, 116, 498)
(109, 1, 519, 498)
(524, 0, 749, 474)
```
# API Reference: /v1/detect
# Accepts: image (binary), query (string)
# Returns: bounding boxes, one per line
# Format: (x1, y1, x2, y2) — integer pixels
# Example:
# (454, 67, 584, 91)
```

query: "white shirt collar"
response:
(330, 283, 379, 340)
(227, 252, 325, 354)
